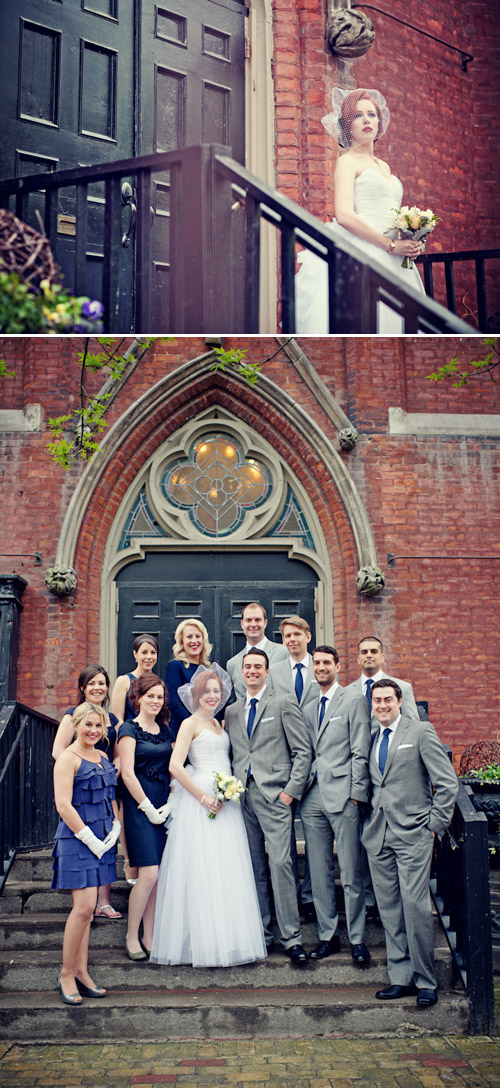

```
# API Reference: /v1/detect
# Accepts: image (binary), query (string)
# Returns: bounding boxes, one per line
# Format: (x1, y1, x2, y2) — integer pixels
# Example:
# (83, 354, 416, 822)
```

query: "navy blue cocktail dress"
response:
(119, 720, 173, 867)
(51, 756, 117, 890)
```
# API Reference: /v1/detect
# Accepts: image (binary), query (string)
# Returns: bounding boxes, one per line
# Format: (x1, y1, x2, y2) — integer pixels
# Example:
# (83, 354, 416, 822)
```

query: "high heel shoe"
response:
(75, 976, 107, 998)
(124, 859, 138, 886)
(140, 940, 152, 959)
(125, 940, 147, 961)
(57, 974, 83, 1006)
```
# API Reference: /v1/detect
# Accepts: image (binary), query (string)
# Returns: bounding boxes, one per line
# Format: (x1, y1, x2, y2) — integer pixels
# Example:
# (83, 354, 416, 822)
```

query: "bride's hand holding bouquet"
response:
(388, 206, 441, 269)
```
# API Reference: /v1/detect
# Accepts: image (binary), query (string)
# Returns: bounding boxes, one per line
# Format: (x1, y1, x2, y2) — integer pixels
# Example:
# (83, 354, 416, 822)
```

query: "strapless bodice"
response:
(353, 171, 403, 233)
(187, 729, 231, 776)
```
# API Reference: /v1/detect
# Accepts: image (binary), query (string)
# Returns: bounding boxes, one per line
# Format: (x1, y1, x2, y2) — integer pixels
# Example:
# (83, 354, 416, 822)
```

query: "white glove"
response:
(75, 825, 106, 859)
(102, 818, 121, 850)
(156, 800, 172, 821)
(138, 797, 166, 824)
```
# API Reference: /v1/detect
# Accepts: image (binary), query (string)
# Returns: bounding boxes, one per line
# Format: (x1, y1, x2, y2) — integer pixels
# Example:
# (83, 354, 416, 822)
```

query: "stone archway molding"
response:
(55, 344, 378, 573)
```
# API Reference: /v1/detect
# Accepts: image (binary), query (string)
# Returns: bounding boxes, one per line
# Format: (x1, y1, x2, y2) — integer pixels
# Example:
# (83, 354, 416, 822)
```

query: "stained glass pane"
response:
(119, 488, 165, 551)
(269, 487, 315, 551)
(161, 432, 271, 538)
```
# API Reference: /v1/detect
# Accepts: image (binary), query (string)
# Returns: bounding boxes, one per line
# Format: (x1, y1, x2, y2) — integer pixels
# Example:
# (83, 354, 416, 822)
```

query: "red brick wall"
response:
(0, 335, 499, 763)
(273, 0, 500, 323)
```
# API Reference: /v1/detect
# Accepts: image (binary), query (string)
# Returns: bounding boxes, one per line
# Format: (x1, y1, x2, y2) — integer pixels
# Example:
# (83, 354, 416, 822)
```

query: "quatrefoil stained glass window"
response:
(161, 433, 272, 537)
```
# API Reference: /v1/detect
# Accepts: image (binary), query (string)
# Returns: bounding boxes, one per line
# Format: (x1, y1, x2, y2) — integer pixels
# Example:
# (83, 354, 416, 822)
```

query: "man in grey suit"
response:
(343, 636, 419, 718)
(301, 646, 371, 965)
(361, 679, 458, 1007)
(225, 648, 312, 964)
(269, 615, 320, 711)
(226, 602, 288, 699)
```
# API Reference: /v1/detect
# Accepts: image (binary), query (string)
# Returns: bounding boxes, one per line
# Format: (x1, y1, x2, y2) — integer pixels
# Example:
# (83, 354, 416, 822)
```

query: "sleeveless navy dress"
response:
(51, 756, 117, 890)
(119, 719, 173, 867)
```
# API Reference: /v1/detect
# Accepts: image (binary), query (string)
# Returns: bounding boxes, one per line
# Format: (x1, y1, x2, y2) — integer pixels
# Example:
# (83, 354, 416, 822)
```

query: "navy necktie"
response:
(365, 677, 374, 709)
(294, 662, 304, 702)
(318, 695, 327, 729)
(378, 727, 391, 774)
(247, 697, 257, 738)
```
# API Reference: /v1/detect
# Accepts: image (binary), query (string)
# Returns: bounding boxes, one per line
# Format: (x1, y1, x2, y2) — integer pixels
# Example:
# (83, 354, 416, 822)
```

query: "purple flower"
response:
(81, 299, 104, 320)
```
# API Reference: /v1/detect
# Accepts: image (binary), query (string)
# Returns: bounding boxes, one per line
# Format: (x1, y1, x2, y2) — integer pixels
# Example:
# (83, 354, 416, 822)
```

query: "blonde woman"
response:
(52, 702, 120, 1003)
(164, 619, 214, 737)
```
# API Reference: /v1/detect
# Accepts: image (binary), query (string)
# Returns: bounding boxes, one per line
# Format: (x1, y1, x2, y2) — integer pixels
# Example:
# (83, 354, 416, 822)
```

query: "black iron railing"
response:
(431, 778, 495, 1035)
(419, 249, 500, 332)
(0, 145, 479, 334)
(0, 702, 58, 891)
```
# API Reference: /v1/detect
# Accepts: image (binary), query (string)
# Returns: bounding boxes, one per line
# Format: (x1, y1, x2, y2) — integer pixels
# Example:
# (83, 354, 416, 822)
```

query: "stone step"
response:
(0, 985, 469, 1042)
(0, 942, 456, 993)
(0, 879, 133, 915)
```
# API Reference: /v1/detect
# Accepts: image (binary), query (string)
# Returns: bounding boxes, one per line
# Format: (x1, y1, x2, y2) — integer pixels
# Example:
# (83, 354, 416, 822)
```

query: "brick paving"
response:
(1, 1032, 500, 1088)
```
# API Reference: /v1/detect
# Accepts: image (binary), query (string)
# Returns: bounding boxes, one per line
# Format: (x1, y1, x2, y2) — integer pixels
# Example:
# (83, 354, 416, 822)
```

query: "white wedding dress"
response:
(151, 729, 267, 967)
(295, 170, 426, 334)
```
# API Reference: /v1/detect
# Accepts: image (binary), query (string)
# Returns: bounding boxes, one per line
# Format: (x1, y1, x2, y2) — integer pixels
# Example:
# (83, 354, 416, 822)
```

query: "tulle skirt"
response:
(295, 221, 425, 334)
(151, 773, 267, 967)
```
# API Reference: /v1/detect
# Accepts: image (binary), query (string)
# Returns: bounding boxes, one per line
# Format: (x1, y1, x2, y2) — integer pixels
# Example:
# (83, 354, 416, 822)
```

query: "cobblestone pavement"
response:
(1, 1033, 500, 1088)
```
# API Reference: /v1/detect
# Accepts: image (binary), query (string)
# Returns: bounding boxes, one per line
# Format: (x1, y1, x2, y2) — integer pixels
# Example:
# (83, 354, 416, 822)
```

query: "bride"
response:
(151, 664, 267, 967)
(295, 87, 426, 333)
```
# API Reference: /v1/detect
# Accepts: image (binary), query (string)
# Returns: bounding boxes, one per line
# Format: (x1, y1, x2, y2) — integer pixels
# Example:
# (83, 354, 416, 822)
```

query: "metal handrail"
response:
(0, 702, 58, 891)
(431, 777, 495, 1034)
(0, 145, 482, 333)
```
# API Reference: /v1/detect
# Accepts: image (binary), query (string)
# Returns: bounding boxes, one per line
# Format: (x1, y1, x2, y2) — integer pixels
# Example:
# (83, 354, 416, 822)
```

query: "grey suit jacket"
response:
(226, 638, 288, 699)
(303, 685, 371, 813)
(361, 715, 458, 856)
(343, 672, 419, 720)
(268, 653, 320, 711)
(225, 686, 312, 804)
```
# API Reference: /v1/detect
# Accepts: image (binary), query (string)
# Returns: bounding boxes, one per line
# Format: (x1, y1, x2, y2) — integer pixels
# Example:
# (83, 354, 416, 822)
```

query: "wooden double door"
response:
(115, 551, 318, 679)
(0, 0, 247, 328)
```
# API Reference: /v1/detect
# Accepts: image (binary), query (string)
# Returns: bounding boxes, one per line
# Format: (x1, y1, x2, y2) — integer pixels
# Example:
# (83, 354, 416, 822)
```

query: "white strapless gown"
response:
(295, 171, 426, 334)
(151, 730, 267, 967)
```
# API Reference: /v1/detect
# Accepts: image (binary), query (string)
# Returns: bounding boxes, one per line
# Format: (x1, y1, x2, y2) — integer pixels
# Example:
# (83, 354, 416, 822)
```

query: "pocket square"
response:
(329, 716, 342, 721)
(261, 716, 275, 723)
(398, 743, 414, 749)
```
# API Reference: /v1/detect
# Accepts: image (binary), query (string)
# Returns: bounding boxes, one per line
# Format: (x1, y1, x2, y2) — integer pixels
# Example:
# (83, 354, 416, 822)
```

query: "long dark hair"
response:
(129, 673, 169, 723)
(132, 633, 159, 655)
(77, 665, 110, 709)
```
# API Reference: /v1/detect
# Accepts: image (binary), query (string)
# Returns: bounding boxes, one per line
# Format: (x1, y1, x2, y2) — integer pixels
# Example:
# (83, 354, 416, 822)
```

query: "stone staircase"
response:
(0, 846, 469, 1042)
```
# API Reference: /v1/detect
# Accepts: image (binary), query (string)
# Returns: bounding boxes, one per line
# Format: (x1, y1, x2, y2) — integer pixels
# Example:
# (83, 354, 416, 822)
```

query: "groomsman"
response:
(300, 646, 371, 964)
(225, 648, 312, 964)
(362, 679, 458, 1007)
(343, 636, 419, 718)
(269, 615, 320, 711)
(226, 602, 288, 699)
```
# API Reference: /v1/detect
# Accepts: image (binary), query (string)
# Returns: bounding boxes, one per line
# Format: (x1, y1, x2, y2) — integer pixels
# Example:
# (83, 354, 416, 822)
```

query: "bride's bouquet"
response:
(208, 771, 246, 819)
(389, 206, 441, 269)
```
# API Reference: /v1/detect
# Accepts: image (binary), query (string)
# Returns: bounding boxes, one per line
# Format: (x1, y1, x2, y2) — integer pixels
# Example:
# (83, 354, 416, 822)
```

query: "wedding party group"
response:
(51, 605, 458, 1012)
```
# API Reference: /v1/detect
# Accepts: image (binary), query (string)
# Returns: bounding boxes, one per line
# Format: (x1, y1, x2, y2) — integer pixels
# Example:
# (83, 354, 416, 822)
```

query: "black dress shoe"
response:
(309, 935, 340, 959)
(417, 988, 438, 1007)
(287, 944, 308, 964)
(351, 942, 371, 967)
(375, 983, 417, 1000)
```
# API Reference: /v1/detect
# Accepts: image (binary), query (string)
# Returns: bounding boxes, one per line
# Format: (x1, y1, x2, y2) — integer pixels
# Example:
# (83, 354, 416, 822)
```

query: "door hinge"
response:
(245, 36, 251, 60)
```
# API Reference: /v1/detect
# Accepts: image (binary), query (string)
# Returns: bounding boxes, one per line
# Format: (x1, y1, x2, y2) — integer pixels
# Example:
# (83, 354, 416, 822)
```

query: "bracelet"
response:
(201, 794, 207, 806)
(388, 239, 396, 253)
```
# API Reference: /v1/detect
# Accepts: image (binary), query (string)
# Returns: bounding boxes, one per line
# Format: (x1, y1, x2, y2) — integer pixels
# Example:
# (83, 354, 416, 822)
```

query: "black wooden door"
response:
(0, 0, 247, 330)
(115, 552, 318, 679)
(138, 0, 247, 329)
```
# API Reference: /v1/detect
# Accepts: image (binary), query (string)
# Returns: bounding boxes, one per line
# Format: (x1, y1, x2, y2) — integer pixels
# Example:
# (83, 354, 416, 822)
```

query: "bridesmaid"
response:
(118, 674, 173, 960)
(52, 664, 122, 919)
(110, 633, 160, 722)
(164, 619, 213, 738)
(52, 702, 120, 1004)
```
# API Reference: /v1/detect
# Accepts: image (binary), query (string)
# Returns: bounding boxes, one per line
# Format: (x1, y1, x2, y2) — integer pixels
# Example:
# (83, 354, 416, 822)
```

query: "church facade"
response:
(1, 334, 498, 764)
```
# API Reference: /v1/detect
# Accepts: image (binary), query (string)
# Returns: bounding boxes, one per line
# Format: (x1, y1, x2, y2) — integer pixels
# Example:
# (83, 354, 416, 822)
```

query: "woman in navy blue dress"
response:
(52, 702, 120, 1004)
(52, 664, 122, 918)
(164, 619, 214, 738)
(118, 674, 173, 960)
(111, 633, 159, 723)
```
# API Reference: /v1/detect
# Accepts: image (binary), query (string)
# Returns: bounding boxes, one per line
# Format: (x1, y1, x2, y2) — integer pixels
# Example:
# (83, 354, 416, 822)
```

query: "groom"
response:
(225, 648, 312, 963)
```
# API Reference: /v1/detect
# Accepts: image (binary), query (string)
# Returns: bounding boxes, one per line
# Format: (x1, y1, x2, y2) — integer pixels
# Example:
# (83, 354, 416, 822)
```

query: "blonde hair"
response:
(72, 701, 109, 743)
(279, 615, 311, 636)
(172, 618, 212, 667)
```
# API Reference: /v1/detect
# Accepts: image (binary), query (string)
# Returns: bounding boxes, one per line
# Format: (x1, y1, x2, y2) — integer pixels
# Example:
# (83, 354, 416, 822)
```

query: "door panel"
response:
(115, 551, 317, 679)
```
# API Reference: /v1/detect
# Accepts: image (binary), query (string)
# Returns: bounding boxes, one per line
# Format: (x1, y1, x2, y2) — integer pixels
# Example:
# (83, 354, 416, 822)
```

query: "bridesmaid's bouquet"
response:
(209, 772, 246, 819)
(389, 206, 441, 269)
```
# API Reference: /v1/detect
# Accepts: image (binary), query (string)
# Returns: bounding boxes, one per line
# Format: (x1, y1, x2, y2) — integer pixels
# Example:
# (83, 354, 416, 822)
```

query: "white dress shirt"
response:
(374, 713, 402, 764)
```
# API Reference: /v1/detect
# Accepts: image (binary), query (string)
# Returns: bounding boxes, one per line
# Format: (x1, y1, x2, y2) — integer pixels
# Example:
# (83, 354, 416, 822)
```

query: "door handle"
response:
(121, 181, 136, 248)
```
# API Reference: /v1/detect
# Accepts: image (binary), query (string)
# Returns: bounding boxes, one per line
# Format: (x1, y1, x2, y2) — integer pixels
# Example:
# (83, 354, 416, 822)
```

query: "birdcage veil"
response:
(322, 87, 390, 148)
(178, 663, 232, 715)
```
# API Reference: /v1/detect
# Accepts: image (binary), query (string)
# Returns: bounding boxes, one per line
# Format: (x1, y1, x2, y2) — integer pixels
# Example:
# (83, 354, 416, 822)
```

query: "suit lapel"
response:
(247, 687, 271, 737)
(317, 687, 343, 741)
(381, 717, 411, 779)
